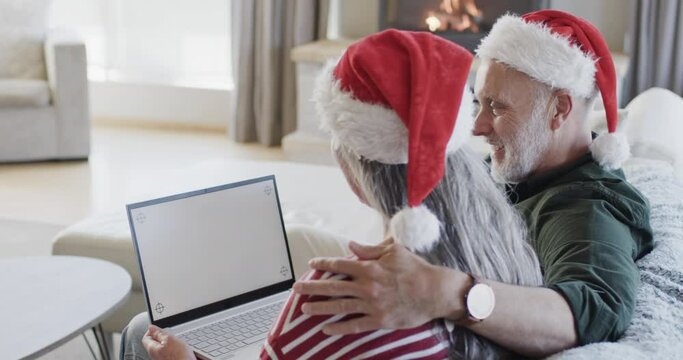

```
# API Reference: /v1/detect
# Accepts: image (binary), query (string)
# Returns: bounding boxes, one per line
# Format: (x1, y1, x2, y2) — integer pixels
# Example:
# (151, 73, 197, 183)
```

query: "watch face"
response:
(467, 283, 495, 320)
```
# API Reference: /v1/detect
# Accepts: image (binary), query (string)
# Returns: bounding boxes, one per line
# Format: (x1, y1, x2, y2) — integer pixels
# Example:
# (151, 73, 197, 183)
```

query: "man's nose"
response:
(472, 112, 492, 136)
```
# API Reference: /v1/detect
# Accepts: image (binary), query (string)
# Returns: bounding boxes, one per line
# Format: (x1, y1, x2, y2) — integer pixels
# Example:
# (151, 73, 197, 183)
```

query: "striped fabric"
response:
(260, 269, 449, 360)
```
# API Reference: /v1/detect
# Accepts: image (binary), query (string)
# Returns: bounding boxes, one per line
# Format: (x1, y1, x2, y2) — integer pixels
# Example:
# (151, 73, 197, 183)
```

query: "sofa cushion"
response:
(0, 0, 49, 80)
(0, 79, 50, 107)
(585, 88, 683, 182)
(623, 88, 683, 181)
(52, 213, 143, 290)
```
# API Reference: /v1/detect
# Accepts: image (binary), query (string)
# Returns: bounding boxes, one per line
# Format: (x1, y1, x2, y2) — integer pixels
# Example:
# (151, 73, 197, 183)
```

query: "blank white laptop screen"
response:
(128, 177, 293, 322)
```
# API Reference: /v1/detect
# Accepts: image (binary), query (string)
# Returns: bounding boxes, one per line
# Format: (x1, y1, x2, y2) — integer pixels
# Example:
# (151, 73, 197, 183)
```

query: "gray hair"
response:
(335, 141, 543, 359)
(533, 78, 598, 123)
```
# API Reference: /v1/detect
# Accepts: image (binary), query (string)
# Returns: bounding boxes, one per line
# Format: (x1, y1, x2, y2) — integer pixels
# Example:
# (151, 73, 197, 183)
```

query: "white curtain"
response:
(49, 0, 232, 89)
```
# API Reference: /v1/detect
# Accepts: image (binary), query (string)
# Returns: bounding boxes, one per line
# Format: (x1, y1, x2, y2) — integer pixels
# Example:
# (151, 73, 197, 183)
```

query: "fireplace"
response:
(379, 0, 546, 52)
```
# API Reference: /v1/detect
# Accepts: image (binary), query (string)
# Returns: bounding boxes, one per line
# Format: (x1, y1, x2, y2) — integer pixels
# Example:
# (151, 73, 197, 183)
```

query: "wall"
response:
(550, 0, 634, 53)
(334, 0, 380, 39)
(50, 0, 233, 129)
(332, 0, 634, 53)
(90, 82, 232, 130)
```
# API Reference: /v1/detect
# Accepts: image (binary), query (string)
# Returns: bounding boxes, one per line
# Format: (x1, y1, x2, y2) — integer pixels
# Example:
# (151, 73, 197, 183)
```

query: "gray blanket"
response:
(550, 158, 683, 359)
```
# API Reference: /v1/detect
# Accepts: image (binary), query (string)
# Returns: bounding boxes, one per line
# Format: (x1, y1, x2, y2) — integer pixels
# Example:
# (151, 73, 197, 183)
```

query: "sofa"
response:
(0, 0, 90, 162)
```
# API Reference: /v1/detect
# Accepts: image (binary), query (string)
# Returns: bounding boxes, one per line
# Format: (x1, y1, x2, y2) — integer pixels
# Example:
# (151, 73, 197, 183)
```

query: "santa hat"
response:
(476, 10, 630, 170)
(314, 29, 474, 252)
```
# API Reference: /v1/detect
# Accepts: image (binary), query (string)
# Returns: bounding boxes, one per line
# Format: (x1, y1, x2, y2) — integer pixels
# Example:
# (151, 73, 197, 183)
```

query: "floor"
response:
(0, 124, 285, 359)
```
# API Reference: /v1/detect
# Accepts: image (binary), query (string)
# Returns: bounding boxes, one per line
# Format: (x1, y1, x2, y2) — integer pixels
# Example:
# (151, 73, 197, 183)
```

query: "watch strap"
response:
(455, 273, 491, 326)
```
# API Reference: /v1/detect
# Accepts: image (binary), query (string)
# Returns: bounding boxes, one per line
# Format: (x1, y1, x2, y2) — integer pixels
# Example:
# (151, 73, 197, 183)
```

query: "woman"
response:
(260, 30, 542, 359)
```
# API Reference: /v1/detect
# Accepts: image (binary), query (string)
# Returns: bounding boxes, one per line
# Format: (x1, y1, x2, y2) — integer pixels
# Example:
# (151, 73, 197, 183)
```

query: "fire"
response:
(424, 0, 483, 33)
(425, 15, 442, 32)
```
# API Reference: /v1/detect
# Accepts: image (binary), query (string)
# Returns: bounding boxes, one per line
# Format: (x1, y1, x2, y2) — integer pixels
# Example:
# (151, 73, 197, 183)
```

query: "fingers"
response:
(143, 326, 195, 360)
(293, 279, 363, 297)
(307, 257, 367, 278)
(349, 241, 390, 260)
(322, 316, 379, 335)
(147, 325, 162, 337)
(141, 331, 154, 348)
(149, 325, 168, 343)
(301, 298, 369, 316)
(142, 328, 164, 354)
(380, 237, 395, 246)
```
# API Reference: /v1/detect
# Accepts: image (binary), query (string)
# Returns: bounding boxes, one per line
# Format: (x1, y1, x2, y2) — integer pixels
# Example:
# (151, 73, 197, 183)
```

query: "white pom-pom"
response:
(389, 205, 441, 252)
(589, 132, 631, 170)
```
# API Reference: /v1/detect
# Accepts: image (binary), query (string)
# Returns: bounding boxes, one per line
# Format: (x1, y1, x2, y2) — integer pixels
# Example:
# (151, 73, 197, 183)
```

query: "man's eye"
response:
(490, 101, 502, 117)
(472, 99, 481, 116)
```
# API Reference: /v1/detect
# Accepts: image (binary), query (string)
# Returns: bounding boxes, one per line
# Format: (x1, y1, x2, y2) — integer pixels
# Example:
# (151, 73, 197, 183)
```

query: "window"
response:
(49, 0, 233, 90)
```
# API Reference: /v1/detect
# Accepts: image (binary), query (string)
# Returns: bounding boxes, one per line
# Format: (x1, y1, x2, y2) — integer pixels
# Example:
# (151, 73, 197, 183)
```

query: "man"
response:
(293, 10, 653, 358)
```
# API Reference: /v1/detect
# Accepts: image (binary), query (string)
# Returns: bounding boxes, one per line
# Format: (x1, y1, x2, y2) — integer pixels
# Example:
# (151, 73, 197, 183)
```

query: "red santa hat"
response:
(314, 29, 474, 252)
(476, 10, 630, 170)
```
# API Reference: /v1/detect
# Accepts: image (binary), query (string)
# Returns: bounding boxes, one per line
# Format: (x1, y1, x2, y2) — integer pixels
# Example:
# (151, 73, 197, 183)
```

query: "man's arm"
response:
(436, 267, 578, 357)
(295, 240, 577, 358)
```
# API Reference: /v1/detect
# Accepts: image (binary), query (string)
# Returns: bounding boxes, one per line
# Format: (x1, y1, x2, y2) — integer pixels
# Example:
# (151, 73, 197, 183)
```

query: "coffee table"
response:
(0, 256, 131, 359)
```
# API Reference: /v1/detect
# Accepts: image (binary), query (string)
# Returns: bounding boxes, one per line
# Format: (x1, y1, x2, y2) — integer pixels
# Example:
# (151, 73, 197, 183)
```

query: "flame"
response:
(425, 0, 483, 33)
(425, 14, 442, 32)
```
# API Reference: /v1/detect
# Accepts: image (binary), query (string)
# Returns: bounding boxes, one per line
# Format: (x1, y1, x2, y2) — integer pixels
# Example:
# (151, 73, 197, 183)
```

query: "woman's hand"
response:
(142, 325, 196, 360)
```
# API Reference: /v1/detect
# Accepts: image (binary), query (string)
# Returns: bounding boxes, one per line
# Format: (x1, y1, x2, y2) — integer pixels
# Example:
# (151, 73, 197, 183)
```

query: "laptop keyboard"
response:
(178, 301, 283, 357)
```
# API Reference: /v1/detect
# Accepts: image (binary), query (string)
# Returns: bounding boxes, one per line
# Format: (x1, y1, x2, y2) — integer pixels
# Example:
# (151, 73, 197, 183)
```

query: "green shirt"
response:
(506, 153, 653, 345)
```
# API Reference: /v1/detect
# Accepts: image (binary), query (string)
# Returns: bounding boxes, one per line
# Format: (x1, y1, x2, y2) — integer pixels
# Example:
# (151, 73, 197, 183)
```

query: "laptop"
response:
(127, 175, 295, 359)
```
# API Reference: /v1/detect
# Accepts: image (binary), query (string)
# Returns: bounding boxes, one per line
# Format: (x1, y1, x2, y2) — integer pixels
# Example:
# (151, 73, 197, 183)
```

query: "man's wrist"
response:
(430, 266, 471, 321)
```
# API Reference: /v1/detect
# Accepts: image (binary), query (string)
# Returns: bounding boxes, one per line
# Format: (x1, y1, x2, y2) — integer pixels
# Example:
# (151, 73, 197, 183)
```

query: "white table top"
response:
(0, 256, 131, 359)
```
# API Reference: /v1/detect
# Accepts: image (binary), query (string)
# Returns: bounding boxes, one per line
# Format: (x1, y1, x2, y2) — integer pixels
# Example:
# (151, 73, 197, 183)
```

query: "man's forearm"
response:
(435, 268, 578, 357)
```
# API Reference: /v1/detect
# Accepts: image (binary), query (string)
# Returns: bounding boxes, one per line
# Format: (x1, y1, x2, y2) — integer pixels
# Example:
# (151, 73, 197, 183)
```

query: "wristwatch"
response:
(457, 273, 495, 325)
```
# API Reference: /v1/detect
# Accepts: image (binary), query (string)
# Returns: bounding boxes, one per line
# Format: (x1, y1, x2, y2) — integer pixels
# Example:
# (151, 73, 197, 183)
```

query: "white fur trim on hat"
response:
(315, 60, 407, 164)
(476, 14, 597, 99)
(447, 88, 475, 152)
(389, 205, 441, 252)
(590, 132, 630, 170)
(314, 60, 474, 164)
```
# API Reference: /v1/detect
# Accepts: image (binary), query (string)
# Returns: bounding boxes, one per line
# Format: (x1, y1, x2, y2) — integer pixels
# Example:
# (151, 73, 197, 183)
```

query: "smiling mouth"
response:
(488, 142, 504, 152)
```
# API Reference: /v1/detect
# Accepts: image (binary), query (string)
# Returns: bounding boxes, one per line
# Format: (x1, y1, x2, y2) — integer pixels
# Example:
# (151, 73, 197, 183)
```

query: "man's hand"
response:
(142, 325, 196, 360)
(293, 239, 468, 335)
(294, 240, 577, 357)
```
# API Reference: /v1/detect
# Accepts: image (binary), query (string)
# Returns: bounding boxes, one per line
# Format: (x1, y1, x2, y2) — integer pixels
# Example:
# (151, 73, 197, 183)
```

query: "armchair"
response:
(0, 28, 90, 162)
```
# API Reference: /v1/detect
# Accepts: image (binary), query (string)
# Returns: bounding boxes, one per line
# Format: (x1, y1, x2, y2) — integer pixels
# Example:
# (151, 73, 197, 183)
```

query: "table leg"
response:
(82, 333, 98, 359)
(92, 324, 111, 360)
(102, 329, 116, 359)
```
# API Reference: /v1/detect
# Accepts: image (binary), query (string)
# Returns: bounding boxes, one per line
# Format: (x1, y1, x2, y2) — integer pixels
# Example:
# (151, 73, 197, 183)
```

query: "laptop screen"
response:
(127, 176, 294, 326)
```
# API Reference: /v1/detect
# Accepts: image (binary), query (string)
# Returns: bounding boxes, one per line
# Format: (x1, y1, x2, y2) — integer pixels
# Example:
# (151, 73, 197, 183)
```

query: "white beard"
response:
(490, 106, 553, 184)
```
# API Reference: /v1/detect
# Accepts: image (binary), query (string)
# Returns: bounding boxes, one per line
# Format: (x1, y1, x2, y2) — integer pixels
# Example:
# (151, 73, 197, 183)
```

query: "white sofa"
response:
(0, 0, 90, 162)
(621, 88, 683, 181)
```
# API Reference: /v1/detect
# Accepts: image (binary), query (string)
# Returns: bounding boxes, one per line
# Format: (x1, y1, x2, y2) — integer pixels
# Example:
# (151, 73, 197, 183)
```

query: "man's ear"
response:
(550, 91, 573, 131)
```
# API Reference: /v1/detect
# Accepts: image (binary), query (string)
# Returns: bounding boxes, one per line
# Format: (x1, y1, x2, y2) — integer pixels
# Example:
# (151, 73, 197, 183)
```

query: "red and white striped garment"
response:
(260, 269, 449, 360)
